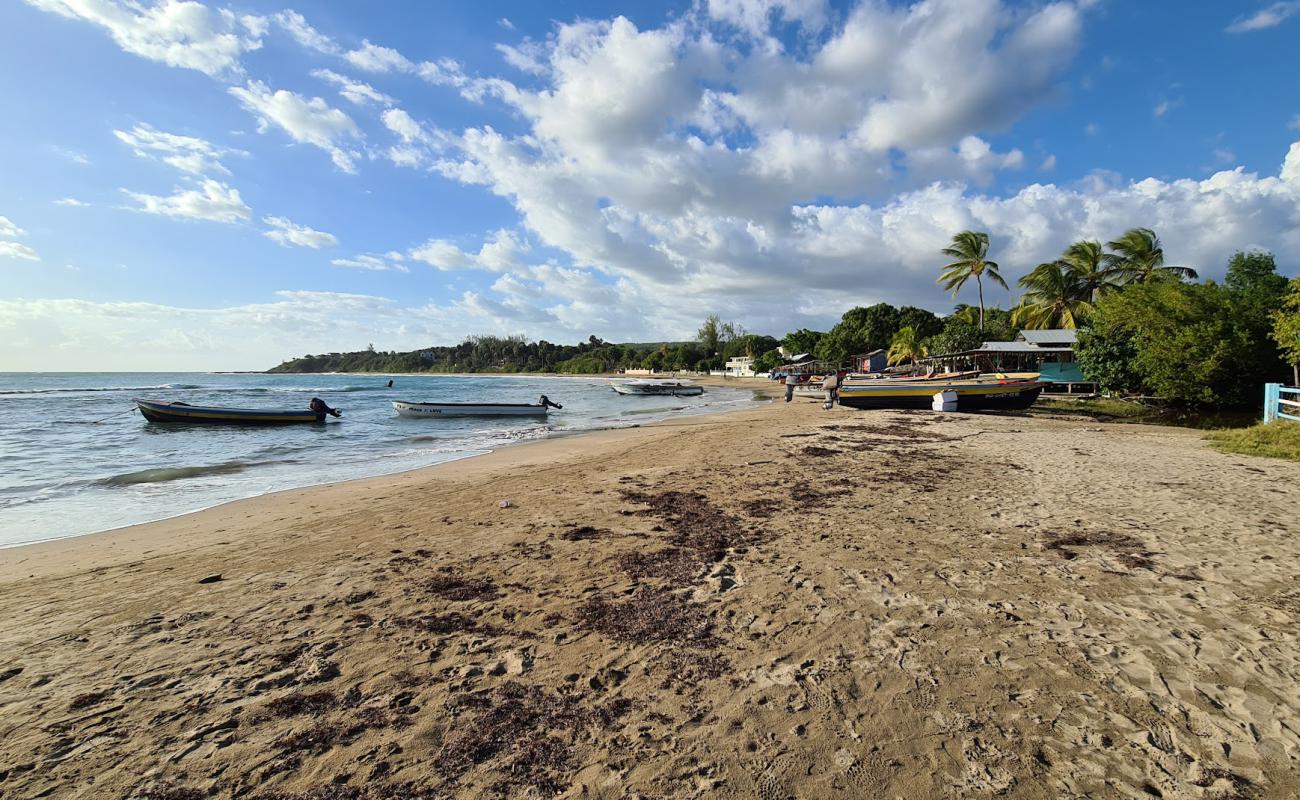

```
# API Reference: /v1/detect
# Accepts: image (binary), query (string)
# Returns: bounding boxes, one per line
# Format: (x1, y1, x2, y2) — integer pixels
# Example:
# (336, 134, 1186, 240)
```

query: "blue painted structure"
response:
(1263, 384, 1300, 423)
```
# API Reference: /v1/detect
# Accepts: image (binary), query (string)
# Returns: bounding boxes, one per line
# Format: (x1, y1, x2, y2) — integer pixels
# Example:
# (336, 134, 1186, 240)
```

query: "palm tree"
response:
(887, 326, 929, 366)
(1105, 227, 1198, 283)
(939, 231, 1008, 331)
(1060, 239, 1123, 300)
(1013, 260, 1094, 329)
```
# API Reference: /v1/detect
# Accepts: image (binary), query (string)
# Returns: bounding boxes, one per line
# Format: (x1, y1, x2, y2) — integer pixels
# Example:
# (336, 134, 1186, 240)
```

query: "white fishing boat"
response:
(393, 395, 562, 418)
(610, 379, 705, 397)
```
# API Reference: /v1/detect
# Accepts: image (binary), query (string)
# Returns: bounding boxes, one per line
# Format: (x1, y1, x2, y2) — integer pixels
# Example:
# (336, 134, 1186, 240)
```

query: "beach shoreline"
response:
(3, 399, 1299, 799)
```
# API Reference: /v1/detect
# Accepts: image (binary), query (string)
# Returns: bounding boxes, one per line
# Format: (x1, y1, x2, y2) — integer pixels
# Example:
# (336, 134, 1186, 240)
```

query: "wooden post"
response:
(1264, 383, 1279, 424)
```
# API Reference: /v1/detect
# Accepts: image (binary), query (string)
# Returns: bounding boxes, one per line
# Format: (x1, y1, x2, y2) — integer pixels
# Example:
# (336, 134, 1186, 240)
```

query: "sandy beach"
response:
(2, 389, 1299, 800)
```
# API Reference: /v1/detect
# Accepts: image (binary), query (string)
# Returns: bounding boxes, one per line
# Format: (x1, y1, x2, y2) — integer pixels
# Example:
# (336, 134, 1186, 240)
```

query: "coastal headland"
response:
(2, 393, 1298, 799)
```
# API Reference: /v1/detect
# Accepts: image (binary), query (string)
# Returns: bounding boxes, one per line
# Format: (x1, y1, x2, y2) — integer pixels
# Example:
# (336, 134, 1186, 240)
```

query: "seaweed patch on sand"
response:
(576, 586, 717, 646)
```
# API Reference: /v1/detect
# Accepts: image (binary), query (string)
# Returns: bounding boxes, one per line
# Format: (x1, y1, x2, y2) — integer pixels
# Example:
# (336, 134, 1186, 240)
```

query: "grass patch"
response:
(1206, 422, 1300, 462)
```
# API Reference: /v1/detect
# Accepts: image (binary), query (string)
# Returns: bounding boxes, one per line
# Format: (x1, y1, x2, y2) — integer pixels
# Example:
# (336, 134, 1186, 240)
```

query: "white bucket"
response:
(932, 390, 958, 411)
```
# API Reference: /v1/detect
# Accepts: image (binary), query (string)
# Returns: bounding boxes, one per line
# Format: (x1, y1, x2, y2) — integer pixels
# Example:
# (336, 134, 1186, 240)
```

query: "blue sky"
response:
(2, 0, 1299, 370)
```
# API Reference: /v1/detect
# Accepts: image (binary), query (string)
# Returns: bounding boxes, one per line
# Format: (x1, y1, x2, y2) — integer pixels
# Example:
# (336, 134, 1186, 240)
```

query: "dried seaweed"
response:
(576, 586, 716, 646)
(435, 681, 624, 793)
(559, 525, 608, 541)
(1044, 531, 1156, 571)
(420, 570, 501, 602)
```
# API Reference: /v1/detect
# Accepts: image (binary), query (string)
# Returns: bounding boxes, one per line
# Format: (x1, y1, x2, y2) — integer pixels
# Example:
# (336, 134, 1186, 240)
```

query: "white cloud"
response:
(51, 146, 90, 165)
(1085, 122, 1101, 136)
(1226, 2, 1300, 33)
(1154, 100, 1172, 118)
(53, 197, 90, 207)
(0, 215, 26, 237)
(1214, 148, 1236, 165)
(379, 107, 446, 168)
(1288, 114, 1300, 131)
(24, 0, 264, 76)
(344, 39, 413, 72)
(0, 242, 40, 262)
(330, 253, 409, 272)
(1040, 154, 1057, 171)
(707, 0, 829, 37)
(122, 179, 251, 223)
(311, 68, 393, 106)
(262, 215, 338, 249)
(273, 8, 338, 54)
(228, 80, 361, 172)
(114, 123, 245, 175)
(498, 17, 515, 30)
(408, 229, 528, 272)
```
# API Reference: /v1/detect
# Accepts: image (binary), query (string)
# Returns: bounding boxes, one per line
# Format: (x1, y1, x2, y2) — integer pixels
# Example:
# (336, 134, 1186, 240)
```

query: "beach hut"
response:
(852, 349, 887, 374)
(920, 329, 1095, 394)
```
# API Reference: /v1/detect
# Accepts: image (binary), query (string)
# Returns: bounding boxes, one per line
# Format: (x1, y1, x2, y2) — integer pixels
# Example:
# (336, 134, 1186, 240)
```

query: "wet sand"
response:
(2, 393, 1299, 799)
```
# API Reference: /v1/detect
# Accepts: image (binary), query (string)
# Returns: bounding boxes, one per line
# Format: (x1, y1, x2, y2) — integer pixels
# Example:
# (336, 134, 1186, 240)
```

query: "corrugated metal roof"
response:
(1018, 328, 1078, 345)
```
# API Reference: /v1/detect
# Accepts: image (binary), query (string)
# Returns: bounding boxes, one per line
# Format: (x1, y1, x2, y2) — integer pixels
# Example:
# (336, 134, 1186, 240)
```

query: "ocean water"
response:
(0, 373, 762, 548)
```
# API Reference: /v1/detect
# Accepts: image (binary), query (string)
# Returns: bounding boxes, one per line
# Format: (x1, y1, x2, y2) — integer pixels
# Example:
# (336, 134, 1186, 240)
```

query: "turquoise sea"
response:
(0, 373, 761, 548)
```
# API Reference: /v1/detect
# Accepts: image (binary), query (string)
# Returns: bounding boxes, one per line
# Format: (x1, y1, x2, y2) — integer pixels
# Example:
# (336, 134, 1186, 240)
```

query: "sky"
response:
(1, 0, 1299, 371)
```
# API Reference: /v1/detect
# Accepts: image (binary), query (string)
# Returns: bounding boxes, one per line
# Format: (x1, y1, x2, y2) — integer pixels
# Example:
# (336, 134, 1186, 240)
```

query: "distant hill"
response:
(267, 335, 695, 374)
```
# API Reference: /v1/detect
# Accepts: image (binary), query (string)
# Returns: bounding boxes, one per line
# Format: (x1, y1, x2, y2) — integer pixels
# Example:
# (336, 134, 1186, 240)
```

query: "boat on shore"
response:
(135, 399, 336, 425)
(393, 395, 562, 418)
(836, 376, 1044, 411)
(611, 379, 705, 397)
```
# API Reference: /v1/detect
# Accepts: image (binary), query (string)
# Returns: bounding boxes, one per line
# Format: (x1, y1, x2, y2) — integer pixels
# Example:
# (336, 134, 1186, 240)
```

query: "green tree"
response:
(897, 306, 943, 339)
(1060, 239, 1123, 300)
(814, 303, 902, 365)
(1076, 325, 1142, 395)
(697, 315, 721, 357)
(1077, 276, 1283, 406)
(887, 326, 928, 366)
(1273, 278, 1300, 386)
(1105, 227, 1198, 284)
(753, 348, 785, 374)
(938, 231, 1008, 331)
(781, 328, 824, 356)
(1226, 250, 1290, 390)
(1013, 260, 1094, 329)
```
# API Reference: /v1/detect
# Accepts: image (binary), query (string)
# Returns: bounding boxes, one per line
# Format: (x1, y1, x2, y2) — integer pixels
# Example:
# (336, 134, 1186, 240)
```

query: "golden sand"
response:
(2, 388, 1299, 799)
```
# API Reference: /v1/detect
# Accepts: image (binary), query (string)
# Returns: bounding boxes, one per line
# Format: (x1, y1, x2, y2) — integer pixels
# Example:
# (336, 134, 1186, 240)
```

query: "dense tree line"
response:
(1076, 251, 1292, 406)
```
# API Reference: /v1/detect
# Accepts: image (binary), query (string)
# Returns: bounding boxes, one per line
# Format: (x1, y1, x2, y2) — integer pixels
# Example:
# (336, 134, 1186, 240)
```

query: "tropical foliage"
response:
(938, 231, 1007, 330)
(1105, 227, 1198, 283)
(1076, 251, 1291, 406)
(1273, 277, 1300, 383)
(887, 326, 928, 366)
(1012, 260, 1094, 329)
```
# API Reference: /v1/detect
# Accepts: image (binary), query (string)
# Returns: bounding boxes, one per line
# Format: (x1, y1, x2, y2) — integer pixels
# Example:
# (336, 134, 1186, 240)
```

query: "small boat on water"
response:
(393, 395, 562, 418)
(135, 398, 339, 425)
(836, 375, 1044, 411)
(611, 379, 704, 397)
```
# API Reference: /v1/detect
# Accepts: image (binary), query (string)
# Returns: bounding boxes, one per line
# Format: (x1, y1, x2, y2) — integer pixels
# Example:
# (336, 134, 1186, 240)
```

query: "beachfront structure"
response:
(724, 356, 756, 377)
(852, 349, 887, 373)
(921, 329, 1095, 394)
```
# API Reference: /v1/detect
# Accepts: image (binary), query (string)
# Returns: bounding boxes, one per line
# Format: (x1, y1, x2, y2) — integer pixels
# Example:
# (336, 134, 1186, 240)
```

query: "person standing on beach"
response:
(784, 372, 798, 402)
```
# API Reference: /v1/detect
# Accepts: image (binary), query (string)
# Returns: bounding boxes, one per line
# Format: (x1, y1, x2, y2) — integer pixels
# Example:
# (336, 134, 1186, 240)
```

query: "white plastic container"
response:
(932, 390, 958, 411)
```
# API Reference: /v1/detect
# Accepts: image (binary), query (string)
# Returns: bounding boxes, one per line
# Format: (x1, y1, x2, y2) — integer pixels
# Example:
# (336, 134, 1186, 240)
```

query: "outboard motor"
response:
(309, 397, 342, 420)
(538, 394, 563, 410)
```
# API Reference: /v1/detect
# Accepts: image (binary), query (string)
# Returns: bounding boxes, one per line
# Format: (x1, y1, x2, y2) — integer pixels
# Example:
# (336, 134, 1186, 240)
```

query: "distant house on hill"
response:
(724, 355, 756, 377)
(922, 329, 1094, 394)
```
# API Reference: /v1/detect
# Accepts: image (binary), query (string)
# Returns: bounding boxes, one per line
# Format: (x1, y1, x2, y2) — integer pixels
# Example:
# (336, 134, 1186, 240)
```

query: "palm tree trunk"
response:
(977, 274, 985, 331)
